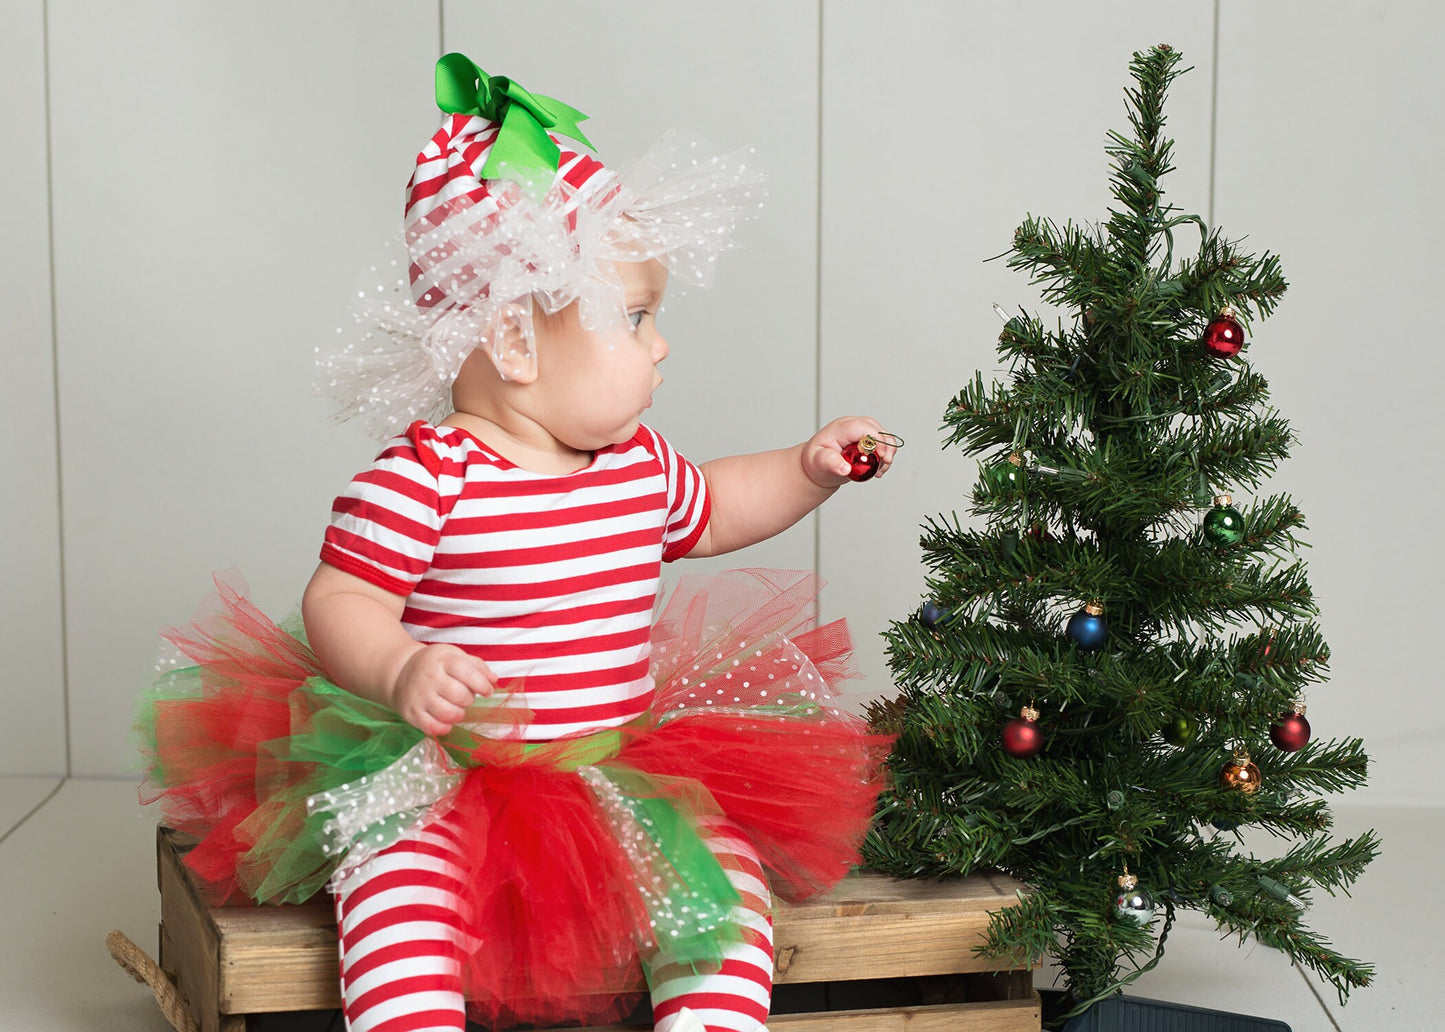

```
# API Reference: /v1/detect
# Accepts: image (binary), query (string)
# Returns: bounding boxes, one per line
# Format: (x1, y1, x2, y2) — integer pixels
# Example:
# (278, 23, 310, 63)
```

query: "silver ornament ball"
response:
(1113, 875, 1157, 926)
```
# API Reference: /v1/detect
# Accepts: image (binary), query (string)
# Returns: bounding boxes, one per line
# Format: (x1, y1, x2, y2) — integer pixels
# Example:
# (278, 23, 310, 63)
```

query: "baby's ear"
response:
(482, 301, 539, 385)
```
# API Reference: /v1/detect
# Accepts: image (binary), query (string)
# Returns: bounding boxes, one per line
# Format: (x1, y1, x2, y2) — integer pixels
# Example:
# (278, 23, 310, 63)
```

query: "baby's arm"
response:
(301, 563, 496, 736)
(690, 416, 895, 558)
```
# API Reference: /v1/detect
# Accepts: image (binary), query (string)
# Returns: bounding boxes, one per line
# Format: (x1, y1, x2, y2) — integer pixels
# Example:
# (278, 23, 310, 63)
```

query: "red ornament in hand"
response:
(1002, 706, 1043, 758)
(842, 437, 880, 481)
(1270, 707, 1311, 752)
(841, 431, 903, 482)
(1203, 306, 1245, 359)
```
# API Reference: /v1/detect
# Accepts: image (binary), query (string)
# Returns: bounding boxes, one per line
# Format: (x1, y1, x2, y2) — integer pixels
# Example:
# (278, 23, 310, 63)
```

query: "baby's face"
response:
(531, 259, 671, 451)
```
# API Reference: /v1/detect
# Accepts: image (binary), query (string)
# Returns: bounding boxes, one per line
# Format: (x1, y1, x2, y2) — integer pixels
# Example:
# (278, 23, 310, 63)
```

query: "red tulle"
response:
(444, 762, 653, 1028)
(139, 574, 323, 901)
(622, 711, 894, 903)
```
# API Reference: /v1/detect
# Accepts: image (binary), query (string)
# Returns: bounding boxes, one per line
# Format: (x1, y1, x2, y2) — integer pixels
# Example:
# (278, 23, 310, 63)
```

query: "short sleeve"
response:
(319, 421, 452, 596)
(638, 425, 710, 562)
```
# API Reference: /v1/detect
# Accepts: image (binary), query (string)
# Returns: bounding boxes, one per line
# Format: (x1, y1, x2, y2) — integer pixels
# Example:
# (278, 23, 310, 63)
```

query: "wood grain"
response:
(564, 998, 1041, 1032)
(157, 827, 225, 1032)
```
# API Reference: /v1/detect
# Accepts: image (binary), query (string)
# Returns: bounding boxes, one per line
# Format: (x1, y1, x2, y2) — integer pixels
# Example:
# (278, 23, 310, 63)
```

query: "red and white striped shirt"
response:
(320, 420, 709, 740)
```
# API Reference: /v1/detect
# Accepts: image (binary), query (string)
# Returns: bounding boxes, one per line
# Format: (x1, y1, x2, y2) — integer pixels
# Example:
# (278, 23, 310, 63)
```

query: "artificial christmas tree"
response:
(864, 44, 1377, 1021)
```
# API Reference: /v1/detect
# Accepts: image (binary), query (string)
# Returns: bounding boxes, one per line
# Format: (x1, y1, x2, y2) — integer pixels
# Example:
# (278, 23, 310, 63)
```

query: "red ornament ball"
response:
(1203, 308, 1245, 359)
(1002, 707, 1044, 758)
(841, 439, 880, 481)
(1027, 523, 1054, 543)
(1270, 710, 1312, 752)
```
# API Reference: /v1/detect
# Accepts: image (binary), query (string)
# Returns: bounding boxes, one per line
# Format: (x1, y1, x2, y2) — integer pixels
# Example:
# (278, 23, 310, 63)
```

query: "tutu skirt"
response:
(138, 568, 893, 1029)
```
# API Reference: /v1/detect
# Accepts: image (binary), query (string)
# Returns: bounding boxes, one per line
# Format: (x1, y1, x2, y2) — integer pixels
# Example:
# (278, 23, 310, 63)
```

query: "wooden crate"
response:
(156, 826, 1040, 1032)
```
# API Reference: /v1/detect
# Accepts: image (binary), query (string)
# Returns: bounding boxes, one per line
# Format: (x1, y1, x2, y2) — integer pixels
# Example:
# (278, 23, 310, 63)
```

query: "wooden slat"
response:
(157, 827, 226, 1032)
(772, 998, 1040, 1031)
(775, 912, 1021, 982)
(218, 921, 342, 1012)
(210, 887, 337, 1011)
(774, 871, 1032, 983)
(782, 870, 1028, 920)
(567, 998, 1041, 1032)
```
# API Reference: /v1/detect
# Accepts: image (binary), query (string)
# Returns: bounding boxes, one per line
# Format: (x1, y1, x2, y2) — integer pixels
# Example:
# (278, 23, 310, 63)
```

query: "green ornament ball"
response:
(989, 454, 1027, 492)
(1162, 714, 1198, 746)
(1202, 494, 1245, 547)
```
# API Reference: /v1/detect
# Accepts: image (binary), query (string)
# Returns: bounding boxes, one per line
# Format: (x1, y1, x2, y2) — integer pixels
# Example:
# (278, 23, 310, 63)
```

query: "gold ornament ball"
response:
(1219, 752, 1262, 794)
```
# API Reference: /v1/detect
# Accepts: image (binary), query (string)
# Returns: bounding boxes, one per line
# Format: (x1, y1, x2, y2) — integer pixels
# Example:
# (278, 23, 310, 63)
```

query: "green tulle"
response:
(239, 675, 522, 903)
(588, 763, 744, 969)
(136, 664, 203, 792)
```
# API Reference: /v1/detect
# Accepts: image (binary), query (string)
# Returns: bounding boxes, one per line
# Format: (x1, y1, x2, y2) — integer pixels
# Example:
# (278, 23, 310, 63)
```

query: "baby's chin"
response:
(567, 420, 643, 453)
(610, 418, 645, 444)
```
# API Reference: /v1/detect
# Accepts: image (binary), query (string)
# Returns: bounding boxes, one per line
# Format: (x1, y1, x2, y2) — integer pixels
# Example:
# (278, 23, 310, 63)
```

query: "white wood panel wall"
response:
(9, 2, 1442, 804)
(0, 0, 67, 775)
(817, 0, 1216, 719)
(48, 0, 440, 776)
(1215, 0, 1445, 804)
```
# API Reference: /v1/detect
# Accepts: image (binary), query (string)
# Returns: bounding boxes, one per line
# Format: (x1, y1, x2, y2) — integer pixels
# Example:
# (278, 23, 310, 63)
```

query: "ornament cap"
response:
(1118, 872, 1139, 891)
(1292, 702, 1307, 716)
(853, 431, 904, 456)
(1219, 304, 1237, 318)
(1008, 451, 1024, 467)
(1084, 600, 1104, 616)
(1020, 705, 1040, 722)
(1214, 493, 1233, 507)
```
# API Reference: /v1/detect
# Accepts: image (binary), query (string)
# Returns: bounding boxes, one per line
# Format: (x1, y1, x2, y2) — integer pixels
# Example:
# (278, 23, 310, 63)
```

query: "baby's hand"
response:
(802, 416, 899, 487)
(391, 643, 498, 736)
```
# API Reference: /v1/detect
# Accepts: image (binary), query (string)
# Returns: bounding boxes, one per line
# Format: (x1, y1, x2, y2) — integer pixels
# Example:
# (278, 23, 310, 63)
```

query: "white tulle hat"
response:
(318, 53, 766, 440)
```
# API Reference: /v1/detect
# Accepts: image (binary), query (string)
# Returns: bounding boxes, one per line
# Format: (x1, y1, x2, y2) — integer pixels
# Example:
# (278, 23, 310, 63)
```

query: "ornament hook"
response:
(856, 431, 905, 454)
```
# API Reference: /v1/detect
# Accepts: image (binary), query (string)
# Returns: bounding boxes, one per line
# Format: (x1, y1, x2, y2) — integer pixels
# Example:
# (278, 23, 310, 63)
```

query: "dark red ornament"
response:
(1203, 306, 1245, 359)
(1002, 706, 1043, 758)
(842, 437, 880, 481)
(1270, 707, 1311, 752)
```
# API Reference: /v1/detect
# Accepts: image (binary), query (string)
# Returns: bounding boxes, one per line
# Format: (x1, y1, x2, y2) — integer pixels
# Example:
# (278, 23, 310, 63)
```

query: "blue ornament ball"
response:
(1066, 604, 1107, 651)
(920, 601, 949, 629)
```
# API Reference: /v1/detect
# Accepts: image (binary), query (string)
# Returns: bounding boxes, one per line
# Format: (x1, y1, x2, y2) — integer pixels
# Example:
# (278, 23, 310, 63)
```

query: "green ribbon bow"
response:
(434, 52, 594, 193)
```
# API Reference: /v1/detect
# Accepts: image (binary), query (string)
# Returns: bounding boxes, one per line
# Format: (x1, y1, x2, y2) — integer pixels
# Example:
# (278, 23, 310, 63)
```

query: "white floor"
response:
(0, 778, 1435, 1031)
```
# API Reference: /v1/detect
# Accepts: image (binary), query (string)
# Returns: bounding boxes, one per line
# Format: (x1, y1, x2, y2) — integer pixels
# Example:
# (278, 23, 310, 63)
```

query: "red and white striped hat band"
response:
(404, 113, 618, 311)
(318, 107, 767, 442)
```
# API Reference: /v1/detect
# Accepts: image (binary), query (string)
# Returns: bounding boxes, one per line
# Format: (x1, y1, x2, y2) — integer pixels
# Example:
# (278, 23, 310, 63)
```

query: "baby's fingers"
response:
(416, 710, 456, 737)
(873, 441, 899, 478)
(447, 653, 499, 698)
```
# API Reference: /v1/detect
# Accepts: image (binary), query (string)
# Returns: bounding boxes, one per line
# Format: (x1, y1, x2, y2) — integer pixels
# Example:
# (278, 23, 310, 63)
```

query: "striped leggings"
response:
(334, 812, 773, 1032)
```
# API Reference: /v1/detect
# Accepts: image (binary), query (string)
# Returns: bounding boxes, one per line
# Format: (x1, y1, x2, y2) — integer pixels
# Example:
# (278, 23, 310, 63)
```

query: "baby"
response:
(143, 54, 897, 1032)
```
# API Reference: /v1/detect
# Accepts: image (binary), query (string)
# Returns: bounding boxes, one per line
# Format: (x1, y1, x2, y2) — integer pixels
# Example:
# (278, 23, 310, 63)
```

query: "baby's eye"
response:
(627, 310, 646, 330)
